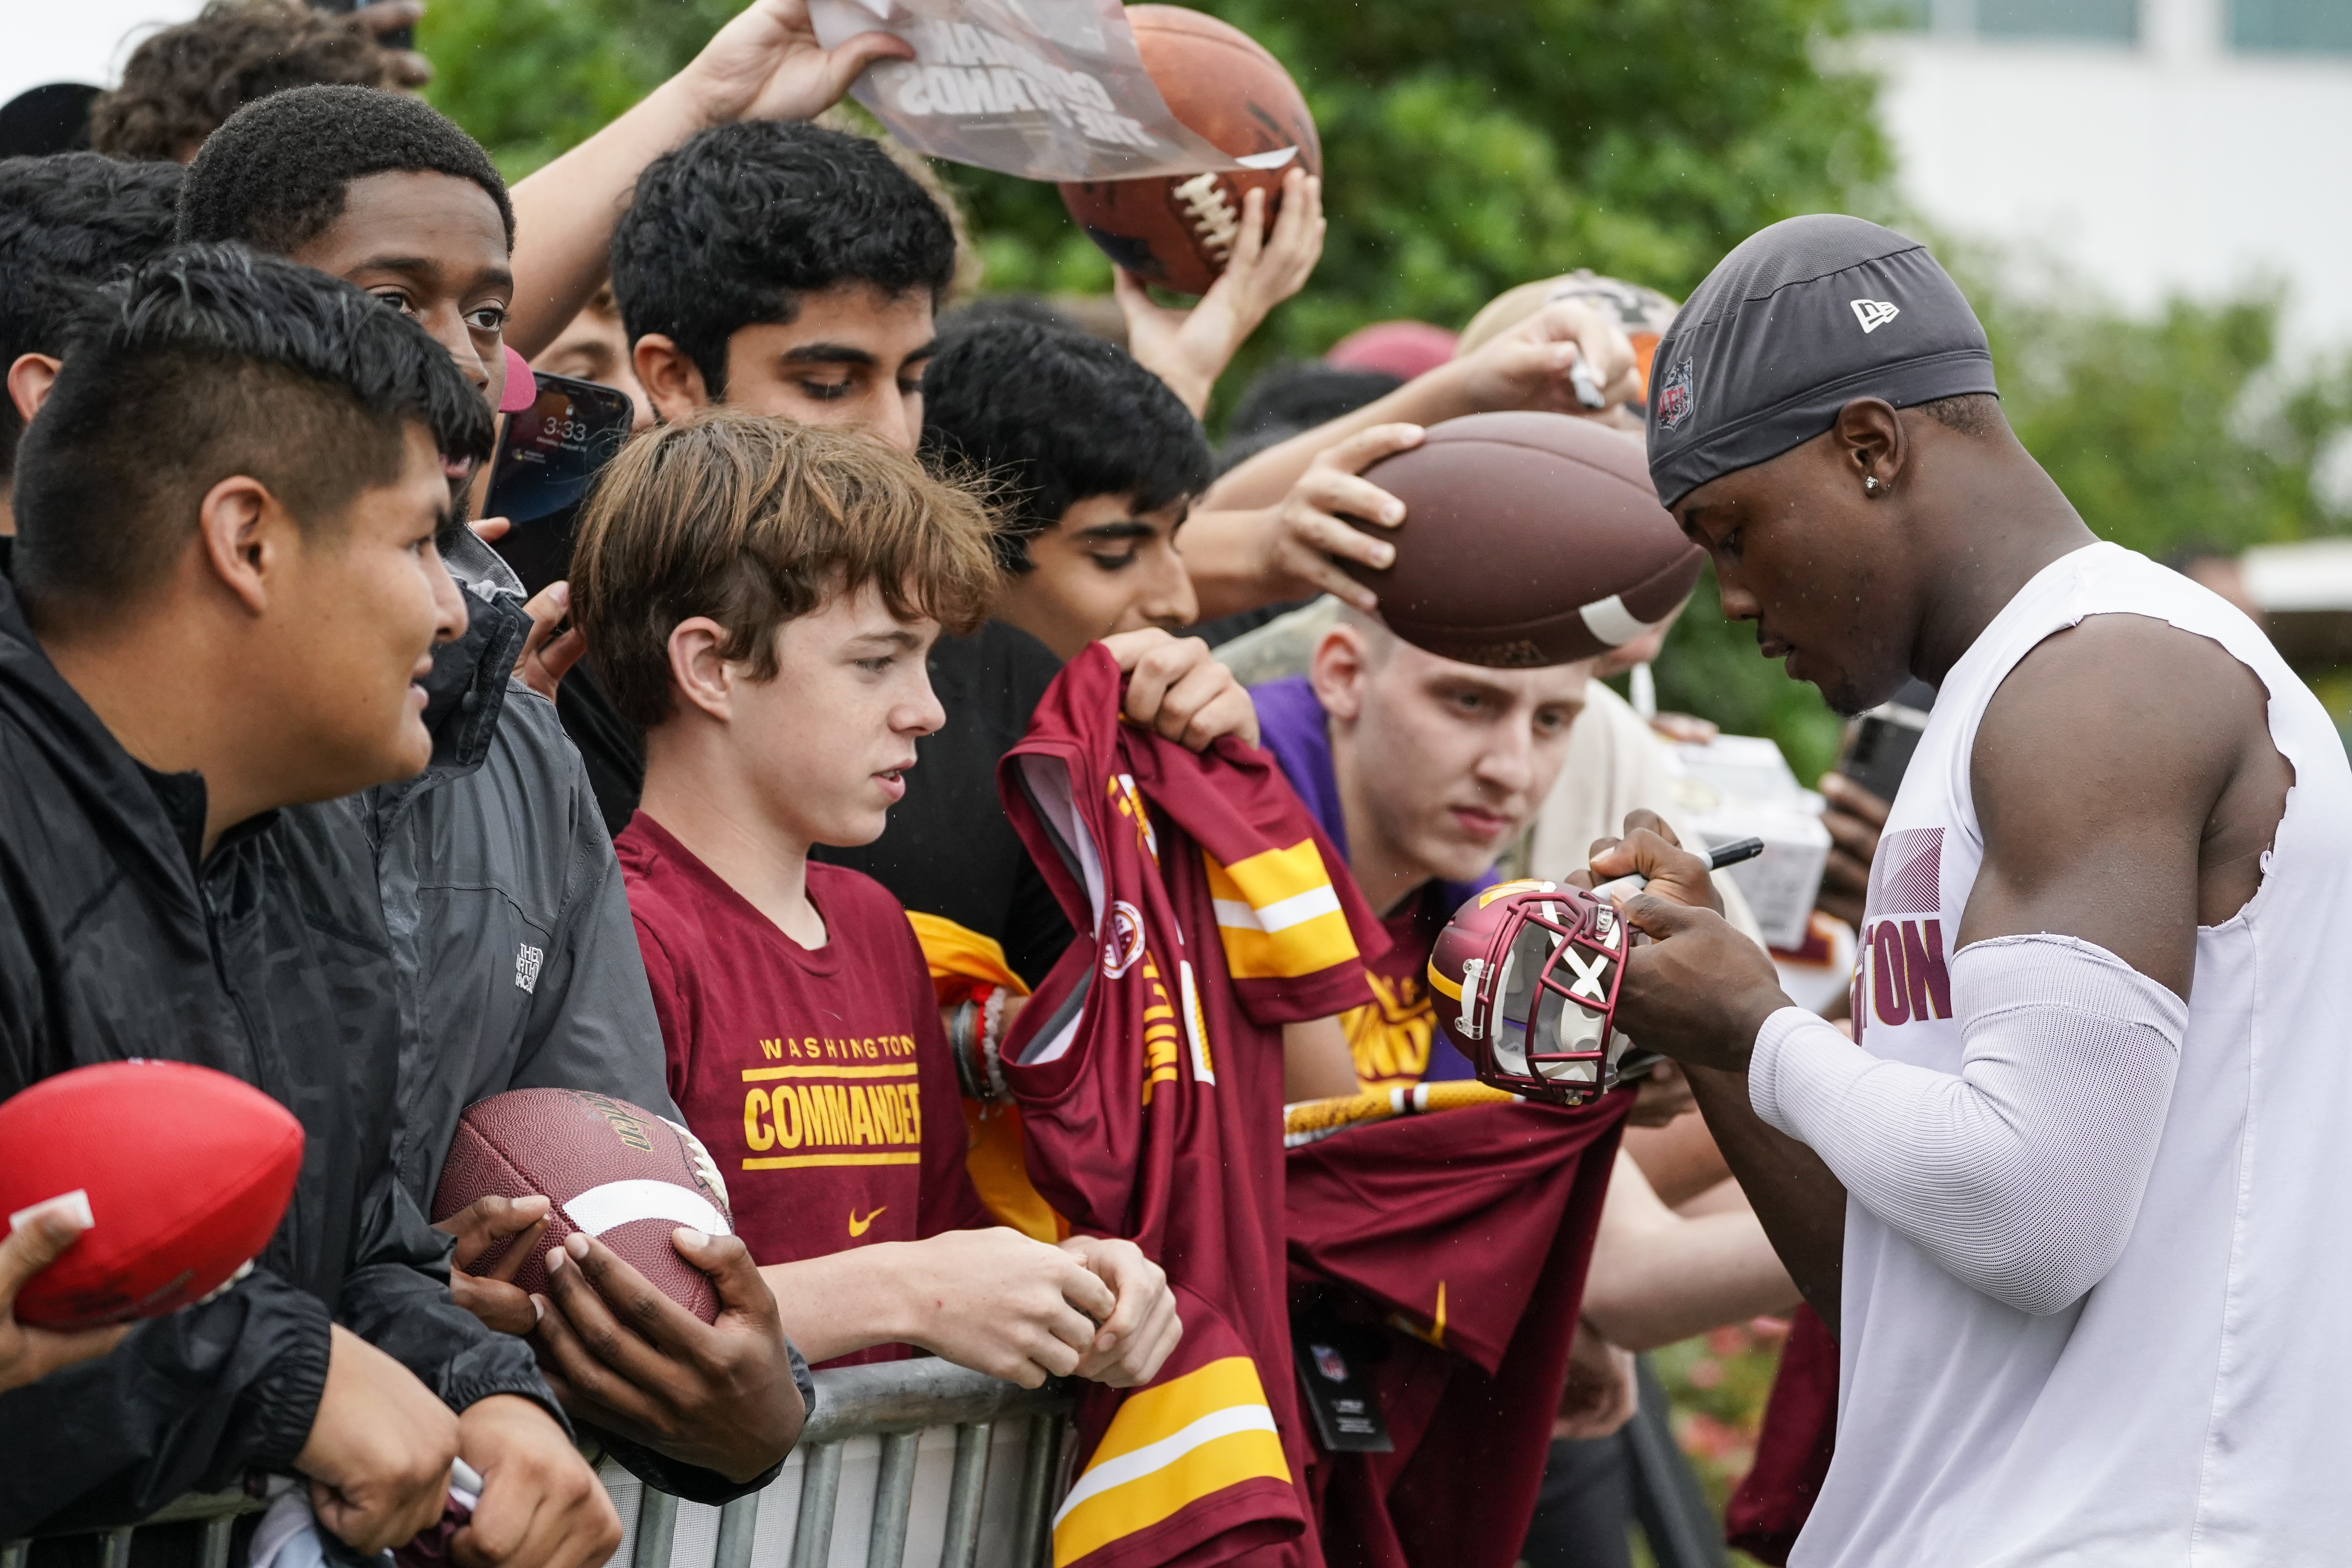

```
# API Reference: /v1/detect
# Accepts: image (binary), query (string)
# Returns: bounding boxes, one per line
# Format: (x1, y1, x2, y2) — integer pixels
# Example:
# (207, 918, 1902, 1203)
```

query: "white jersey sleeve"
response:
(1749, 932, 2185, 1315)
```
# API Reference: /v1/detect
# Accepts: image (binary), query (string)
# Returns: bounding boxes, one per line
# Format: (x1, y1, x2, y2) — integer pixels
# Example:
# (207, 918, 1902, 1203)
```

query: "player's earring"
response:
(1864, 475, 1885, 494)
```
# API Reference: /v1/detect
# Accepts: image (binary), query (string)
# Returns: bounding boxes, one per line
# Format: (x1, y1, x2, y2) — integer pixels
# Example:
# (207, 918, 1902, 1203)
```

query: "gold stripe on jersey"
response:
(1203, 839, 1359, 982)
(1051, 1356, 1290, 1566)
(962, 1100, 1069, 1243)
(907, 914, 1069, 1242)
(906, 911, 1031, 998)
(742, 1151, 922, 1170)
(742, 1064, 918, 1081)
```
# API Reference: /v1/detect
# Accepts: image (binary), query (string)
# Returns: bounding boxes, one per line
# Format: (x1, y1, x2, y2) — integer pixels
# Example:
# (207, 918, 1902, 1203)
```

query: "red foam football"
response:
(1337, 412, 1705, 669)
(434, 1089, 733, 1323)
(1057, 7, 1321, 297)
(0, 1061, 304, 1329)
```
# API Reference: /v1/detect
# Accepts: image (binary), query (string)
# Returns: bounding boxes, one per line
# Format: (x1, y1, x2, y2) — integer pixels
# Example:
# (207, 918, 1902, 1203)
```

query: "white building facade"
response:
(1862, 0, 2352, 345)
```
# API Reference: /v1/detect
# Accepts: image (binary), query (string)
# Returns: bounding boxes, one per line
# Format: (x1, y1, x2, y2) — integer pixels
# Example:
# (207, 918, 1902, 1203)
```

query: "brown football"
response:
(434, 1088, 733, 1322)
(1057, 6, 1319, 297)
(1337, 412, 1705, 669)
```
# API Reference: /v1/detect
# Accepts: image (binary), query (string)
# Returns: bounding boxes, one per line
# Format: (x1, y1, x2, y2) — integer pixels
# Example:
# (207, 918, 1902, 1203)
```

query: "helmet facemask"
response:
(1436, 883, 1631, 1106)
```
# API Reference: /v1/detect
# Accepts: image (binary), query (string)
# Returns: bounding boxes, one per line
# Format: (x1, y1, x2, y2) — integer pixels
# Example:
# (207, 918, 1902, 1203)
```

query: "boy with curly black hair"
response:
(919, 317, 1211, 657)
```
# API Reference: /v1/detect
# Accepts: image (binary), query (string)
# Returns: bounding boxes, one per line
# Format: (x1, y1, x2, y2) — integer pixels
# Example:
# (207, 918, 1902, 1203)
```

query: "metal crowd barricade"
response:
(3, 1361, 1074, 1568)
(605, 1361, 1073, 1568)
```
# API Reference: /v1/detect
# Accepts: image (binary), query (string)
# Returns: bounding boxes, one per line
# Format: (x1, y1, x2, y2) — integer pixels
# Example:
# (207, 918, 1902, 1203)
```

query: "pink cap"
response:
(1323, 321, 1458, 381)
(498, 344, 539, 414)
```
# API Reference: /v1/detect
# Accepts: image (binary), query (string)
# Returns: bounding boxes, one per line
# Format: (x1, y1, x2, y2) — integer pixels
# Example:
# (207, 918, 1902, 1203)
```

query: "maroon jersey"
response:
(617, 813, 984, 1365)
(1286, 1097, 1628, 1568)
(997, 647, 1385, 1568)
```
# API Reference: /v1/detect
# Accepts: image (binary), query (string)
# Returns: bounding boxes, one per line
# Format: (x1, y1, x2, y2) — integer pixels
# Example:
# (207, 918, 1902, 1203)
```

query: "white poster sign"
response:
(811, 0, 1280, 181)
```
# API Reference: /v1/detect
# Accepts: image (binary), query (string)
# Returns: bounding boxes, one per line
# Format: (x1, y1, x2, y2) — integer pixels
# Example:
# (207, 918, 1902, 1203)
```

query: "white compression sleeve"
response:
(1748, 933, 2187, 1316)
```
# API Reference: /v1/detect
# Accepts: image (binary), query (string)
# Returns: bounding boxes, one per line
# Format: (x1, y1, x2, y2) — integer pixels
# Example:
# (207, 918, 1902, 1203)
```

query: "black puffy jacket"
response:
(0, 572, 555, 1540)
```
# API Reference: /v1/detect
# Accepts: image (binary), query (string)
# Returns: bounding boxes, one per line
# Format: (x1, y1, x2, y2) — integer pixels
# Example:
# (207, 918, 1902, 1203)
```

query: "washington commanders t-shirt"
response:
(616, 813, 986, 1361)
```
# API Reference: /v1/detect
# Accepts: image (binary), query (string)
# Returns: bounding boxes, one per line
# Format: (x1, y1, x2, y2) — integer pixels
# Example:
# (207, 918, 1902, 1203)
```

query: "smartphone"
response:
(483, 371, 634, 599)
(1836, 680, 1936, 804)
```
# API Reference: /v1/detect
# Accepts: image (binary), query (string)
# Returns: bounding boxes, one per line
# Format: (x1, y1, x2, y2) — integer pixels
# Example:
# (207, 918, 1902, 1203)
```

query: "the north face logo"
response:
(1850, 298, 1900, 333)
(515, 942, 544, 993)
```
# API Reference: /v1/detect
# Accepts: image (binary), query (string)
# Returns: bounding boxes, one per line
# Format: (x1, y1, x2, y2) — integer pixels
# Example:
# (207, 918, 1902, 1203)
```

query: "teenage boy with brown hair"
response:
(568, 409, 1181, 1388)
(602, 120, 1271, 1116)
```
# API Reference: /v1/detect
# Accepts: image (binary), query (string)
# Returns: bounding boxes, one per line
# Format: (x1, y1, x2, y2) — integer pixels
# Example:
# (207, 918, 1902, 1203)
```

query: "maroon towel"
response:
(1724, 1304, 1838, 1566)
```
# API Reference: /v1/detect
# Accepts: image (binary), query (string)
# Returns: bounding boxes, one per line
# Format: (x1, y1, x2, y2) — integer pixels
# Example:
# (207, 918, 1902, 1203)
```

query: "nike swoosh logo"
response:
(848, 1205, 887, 1238)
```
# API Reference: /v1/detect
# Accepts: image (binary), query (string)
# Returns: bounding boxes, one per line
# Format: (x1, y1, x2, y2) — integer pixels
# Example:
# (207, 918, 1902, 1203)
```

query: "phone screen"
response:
(483, 372, 634, 599)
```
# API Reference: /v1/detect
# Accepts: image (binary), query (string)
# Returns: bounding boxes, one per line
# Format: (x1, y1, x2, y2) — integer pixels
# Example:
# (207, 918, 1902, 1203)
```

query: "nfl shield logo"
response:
(1312, 1343, 1350, 1383)
(1655, 358, 1696, 431)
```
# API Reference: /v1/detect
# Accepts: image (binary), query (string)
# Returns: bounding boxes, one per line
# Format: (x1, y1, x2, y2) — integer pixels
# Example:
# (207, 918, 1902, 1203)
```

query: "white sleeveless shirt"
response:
(1794, 542, 2352, 1567)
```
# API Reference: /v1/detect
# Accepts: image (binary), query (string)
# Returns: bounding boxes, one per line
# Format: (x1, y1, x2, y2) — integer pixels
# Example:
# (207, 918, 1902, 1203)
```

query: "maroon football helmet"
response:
(1427, 879, 1632, 1106)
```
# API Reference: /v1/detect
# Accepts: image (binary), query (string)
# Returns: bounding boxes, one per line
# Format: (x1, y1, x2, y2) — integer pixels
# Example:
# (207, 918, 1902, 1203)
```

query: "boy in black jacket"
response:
(0, 246, 606, 1562)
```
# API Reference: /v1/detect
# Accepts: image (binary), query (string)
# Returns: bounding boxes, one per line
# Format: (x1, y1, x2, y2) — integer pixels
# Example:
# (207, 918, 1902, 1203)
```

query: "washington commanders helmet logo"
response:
(1103, 900, 1146, 978)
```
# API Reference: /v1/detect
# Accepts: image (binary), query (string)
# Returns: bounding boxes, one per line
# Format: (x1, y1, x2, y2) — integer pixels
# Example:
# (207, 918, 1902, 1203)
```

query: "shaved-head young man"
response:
(1598, 215, 2352, 1564)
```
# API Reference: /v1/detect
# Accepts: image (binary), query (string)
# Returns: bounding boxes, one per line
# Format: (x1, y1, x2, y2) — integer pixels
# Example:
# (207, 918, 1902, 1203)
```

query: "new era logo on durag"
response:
(1851, 298, 1900, 333)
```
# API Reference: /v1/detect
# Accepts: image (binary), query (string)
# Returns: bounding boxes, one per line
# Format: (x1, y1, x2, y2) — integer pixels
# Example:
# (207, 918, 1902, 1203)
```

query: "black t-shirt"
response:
(813, 621, 1074, 988)
(557, 621, 1074, 989)
(556, 664, 645, 842)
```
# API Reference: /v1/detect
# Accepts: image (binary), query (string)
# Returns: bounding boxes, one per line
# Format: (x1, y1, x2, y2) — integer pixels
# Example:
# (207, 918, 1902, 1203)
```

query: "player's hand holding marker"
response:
(1590, 813, 1791, 1072)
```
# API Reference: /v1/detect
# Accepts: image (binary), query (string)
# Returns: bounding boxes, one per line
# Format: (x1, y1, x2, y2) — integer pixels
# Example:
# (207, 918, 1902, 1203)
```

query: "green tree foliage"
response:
(947, 0, 1891, 368)
(422, 0, 735, 176)
(1983, 287, 2352, 561)
(419, 0, 2352, 769)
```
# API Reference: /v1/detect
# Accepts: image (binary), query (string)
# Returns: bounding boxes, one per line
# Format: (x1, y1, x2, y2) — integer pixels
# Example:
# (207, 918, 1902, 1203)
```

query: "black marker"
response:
(1706, 836, 1766, 871)
(1592, 835, 1764, 901)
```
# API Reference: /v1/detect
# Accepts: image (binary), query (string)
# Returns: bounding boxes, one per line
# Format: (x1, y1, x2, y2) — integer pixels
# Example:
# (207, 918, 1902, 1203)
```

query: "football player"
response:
(1606, 214, 2352, 1564)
